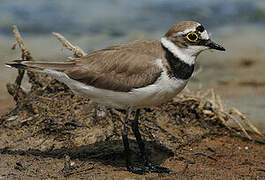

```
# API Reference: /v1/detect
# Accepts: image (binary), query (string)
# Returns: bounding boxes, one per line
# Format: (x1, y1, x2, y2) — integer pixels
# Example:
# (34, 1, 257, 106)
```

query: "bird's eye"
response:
(186, 32, 198, 42)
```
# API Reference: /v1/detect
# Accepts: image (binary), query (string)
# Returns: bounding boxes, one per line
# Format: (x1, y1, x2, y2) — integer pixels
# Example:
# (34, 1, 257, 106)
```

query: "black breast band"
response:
(163, 46, 194, 80)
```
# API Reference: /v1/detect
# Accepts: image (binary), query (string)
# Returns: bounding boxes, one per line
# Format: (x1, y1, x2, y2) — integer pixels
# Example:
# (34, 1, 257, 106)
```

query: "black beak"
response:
(205, 39, 225, 51)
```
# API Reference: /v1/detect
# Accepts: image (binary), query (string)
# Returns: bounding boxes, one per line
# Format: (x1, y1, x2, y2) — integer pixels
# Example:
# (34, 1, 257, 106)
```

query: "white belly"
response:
(43, 67, 188, 109)
(74, 78, 186, 109)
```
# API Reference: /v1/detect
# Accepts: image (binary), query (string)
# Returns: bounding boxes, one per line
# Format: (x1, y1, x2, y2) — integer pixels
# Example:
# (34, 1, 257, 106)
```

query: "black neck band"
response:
(163, 46, 195, 80)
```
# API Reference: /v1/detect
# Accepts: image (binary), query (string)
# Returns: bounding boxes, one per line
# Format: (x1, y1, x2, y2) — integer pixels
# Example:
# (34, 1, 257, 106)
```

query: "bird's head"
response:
(161, 21, 225, 62)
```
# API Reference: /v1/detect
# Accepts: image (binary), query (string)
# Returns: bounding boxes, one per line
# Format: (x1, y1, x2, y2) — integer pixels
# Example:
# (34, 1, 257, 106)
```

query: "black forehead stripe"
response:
(196, 25, 204, 32)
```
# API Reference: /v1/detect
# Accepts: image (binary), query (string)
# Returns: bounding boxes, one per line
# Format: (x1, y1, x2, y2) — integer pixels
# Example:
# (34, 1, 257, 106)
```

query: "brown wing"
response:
(65, 40, 164, 92)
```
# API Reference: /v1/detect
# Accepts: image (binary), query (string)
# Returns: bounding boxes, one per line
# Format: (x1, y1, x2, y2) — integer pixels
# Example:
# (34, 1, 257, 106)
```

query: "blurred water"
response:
(0, 0, 265, 36)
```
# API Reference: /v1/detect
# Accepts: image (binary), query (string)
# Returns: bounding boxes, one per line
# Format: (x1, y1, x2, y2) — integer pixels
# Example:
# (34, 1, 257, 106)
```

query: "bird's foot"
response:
(144, 161, 172, 173)
(127, 165, 148, 175)
(126, 161, 171, 174)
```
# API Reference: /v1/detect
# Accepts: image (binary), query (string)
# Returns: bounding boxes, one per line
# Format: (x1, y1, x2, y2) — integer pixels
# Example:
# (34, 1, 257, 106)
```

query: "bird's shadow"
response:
(0, 139, 174, 169)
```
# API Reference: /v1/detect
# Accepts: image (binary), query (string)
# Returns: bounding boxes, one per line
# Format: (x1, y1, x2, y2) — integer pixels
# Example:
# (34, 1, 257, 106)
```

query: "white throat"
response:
(161, 37, 196, 65)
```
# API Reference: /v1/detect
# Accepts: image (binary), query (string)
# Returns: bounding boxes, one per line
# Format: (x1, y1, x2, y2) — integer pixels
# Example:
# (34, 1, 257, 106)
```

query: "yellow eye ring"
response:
(186, 32, 199, 42)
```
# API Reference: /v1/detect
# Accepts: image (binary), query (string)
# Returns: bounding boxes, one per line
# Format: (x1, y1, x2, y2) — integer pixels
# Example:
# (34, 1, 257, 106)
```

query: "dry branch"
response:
(229, 108, 263, 137)
(12, 25, 34, 61)
(187, 89, 264, 140)
(10, 25, 35, 87)
(52, 32, 87, 58)
(225, 112, 252, 140)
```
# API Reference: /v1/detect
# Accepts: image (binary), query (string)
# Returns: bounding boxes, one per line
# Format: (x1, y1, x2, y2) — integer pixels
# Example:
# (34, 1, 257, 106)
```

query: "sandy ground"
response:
(0, 135, 264, 179)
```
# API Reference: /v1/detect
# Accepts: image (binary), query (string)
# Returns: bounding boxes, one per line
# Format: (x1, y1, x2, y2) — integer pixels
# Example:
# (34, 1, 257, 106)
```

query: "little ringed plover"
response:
(6, 21, 225, 174)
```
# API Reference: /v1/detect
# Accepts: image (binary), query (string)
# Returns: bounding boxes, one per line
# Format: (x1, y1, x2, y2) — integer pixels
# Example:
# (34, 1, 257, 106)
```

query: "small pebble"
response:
(245, 146, 248, 150)
(70, 161, 75, 166)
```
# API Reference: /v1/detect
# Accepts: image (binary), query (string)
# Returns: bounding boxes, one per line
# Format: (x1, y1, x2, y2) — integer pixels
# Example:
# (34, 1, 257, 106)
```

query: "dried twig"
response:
(12, 25, 34, 61)
(216, 112, 231, 130)
(9, 26, 35, 89)
(224, 112, 252, 140)
(229, 108, 263, 137)
(52, 32, 87, 58)
(187, 89, 263, 140)
(20, 117, 33, 123)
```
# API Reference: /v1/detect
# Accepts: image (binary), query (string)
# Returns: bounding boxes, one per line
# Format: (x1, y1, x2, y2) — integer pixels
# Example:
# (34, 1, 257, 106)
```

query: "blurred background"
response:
(0, 0, 264, 130)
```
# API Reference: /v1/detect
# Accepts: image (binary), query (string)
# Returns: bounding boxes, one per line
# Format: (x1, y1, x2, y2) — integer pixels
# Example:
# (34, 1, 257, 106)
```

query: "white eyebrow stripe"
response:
(200, 30, 209, 40)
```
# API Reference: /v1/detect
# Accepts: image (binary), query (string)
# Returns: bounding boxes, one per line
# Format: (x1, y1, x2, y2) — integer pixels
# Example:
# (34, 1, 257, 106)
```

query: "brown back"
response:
(65, 40, 165, 92)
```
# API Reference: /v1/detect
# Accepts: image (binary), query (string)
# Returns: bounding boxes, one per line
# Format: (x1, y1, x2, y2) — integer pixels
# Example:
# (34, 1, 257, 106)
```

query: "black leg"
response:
(122, 108, 131, 168)
(122, 108, 146, 174)
(131, 109, 171, 174)
(131, 109, 148, 162)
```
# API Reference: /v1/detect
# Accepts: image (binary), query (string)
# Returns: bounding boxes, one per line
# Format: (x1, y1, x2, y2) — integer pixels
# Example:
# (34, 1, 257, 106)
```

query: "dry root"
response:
(188, 88, 264, 140)
(229, 108, 263, 137)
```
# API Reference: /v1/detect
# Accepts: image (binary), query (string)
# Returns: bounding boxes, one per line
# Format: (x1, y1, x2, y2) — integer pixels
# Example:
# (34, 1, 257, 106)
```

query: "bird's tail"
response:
(6, 60, 76, 73)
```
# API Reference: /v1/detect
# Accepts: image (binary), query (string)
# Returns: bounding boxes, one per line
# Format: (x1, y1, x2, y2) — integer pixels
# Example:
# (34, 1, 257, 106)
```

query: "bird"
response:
(6, 21, 225, 174)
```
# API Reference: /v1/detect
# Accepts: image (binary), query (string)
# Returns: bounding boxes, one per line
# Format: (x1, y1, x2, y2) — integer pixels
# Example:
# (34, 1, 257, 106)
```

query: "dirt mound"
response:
(0, 70, 264, 179)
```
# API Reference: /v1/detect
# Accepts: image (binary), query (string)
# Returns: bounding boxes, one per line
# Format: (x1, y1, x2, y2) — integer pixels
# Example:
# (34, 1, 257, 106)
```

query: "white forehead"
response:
(200, 30, 209, 40)
(176, 24, 209, 40)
